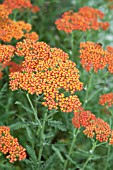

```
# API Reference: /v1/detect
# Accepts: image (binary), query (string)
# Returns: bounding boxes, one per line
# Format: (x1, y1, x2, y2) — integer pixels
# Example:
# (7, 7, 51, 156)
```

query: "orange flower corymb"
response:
(99, 93, 113, 108)
(3, 0, 40, 13)
(55, 6, 109, 33)
(83, 118, 111, 142)
(9, 39, 83, 112)
(79, 41, 109, 72)
(72, 107, 112, 143)
(0, 126, 26, 163)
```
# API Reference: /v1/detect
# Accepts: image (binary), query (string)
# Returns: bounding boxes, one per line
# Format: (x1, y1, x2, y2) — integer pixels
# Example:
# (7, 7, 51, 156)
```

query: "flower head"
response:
(0, 126, 26, 163)
(55, 6, 109, 33)
(72, 107, 112, 143)
(83, 118, 111, 142)
(3, 0, 40, 13)
(10, 39, 83, 111)
(99, 93, 113, 108)
(79, 41, 109, 72)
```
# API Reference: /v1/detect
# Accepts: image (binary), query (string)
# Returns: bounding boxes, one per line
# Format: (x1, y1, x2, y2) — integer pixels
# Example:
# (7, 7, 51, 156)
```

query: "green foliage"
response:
(48, 120, 67, 131)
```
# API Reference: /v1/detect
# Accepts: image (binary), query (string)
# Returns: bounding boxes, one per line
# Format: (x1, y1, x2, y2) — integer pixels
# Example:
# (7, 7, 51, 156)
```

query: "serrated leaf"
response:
(48, 120, 67, 131)
(10, 121, 29, 130)
(26, 145, 38, 164)
(0, 83, 7, 99)
(52, 145, 64, 163)
(15, 101, 32, 113)
(41, 153, 56, 170)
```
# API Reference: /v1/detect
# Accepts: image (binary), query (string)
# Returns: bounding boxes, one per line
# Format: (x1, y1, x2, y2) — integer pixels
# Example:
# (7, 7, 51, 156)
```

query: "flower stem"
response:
(63, 128, 80, 170)
(83, 72, 93, 108)
(81, 140, 97, 170)
(26, 93, 41, 127)
(104, 117, 112, 170)
(38, 111, 47, 169)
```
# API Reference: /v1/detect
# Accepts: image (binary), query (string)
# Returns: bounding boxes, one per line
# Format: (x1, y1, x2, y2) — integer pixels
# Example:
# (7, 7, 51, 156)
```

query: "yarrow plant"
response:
(1, 0, 113, 170)
(55, 6, 109, 33)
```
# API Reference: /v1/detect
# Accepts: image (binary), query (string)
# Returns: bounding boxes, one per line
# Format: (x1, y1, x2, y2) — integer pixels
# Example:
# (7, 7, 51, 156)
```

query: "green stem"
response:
(26, 93, 41, 127)
(83, 72, 93, 109)
(63, 128, 80, 170)
(81, 141, 97, 170)
(104, 117, 112, 170)
(38, 112, 47, 169)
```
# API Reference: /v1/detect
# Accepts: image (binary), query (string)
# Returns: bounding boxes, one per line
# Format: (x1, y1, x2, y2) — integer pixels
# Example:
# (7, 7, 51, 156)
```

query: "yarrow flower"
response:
(79, 42, 113, 73)
(3, 0, 40, 13)
(0, 4, 39, 43)
(9, 39, 83, 111)
(0, 4, 11, 18)
(7, 61, 23, 73)
(55, 6, 109, 33)
(24, 32, 39, 42)
(106, 46, 113, 73)
(0, 44, 15, 79)
(99, 93, 113, 108)
(0, 126, 26, 163)
(83, 118, 111, 142)
(79, 41, 110, 72)
(72, 107, 112, 143)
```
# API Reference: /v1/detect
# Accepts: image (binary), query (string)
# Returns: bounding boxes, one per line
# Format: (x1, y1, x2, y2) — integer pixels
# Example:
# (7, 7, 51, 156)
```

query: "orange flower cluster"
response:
(0, 126, 26, 163)
(0, 17, 32, 42)
(0, 44, 15, 64)
(72, 107, 96, 128)
(79, 41, 112, 72)
(84, 118, 111, 142)
(106, 46, 113, 73)
(24, 32, 39, 42)
(9, 39, 83, 111)
(0, 4, 11, 18)
(99, 93, 113, 108)
(72, 107, 113, 143)
(0, 4, 39, 43)
(0, 44, 15, 79)
(55, 6, 109, 33)
(3, 0, 40, 13)
(8, 61, 23, 73)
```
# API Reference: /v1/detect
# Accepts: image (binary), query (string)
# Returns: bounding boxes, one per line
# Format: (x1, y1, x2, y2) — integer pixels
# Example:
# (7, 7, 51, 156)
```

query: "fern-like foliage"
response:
(41, 153, 56, 170)
(10, 121, 29, 130)
(0, 83, 7, 100)
(26, 145, 38, 165)
(48, 120, 67, 131)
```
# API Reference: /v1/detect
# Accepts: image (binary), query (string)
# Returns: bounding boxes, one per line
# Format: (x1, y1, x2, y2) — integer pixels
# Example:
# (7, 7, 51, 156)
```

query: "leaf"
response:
(52, 145, 64, 163)
(41, 153, 56, 170)
(10, 121, 29, 130)
(48, 120, 67, 131)
(26, 145, 38, 164)
(0, 83, 7, 99)
(15, 101, 32, 113)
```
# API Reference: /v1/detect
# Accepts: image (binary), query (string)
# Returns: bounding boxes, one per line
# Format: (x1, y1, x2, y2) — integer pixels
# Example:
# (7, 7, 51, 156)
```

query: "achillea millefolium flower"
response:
(0, 4, 39, 43)
(9, 39, 83, 112)
(79, 41, 108, 72)
(99, 93, 113, 108)
(79, 41, 113, 73)
(3, 0, 40, 13)
(0, 126, 26, 163)
(0, 44, 15, 79)
(72, 107, 112, 144)
(55, 6, 109, 33)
